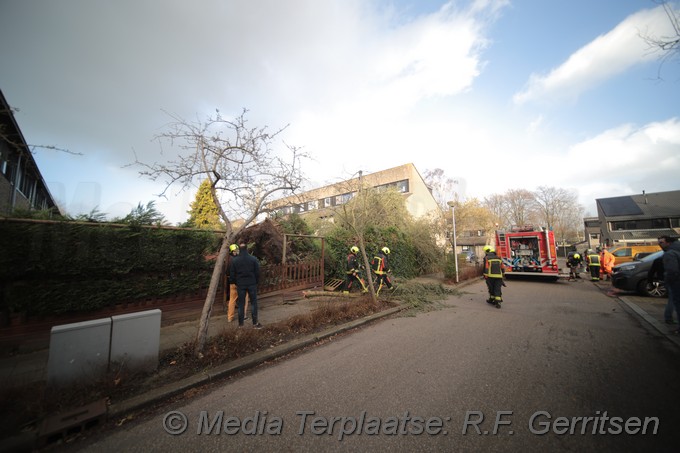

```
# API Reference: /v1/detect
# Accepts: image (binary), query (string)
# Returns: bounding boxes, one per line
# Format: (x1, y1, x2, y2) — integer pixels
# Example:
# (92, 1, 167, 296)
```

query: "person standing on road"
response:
(483, 246, 505, 308)
(647, 255, 674, 324)
(600, 246, 615, 281)
(658, 235, 680, 334)
(343, 246, 368, 294)
(229, 242, 262, 329)
(586, 249, 601, 281)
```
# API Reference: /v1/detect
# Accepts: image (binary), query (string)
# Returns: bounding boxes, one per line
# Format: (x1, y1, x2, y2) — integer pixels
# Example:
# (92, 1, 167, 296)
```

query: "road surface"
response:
(66, 277, 680, 452)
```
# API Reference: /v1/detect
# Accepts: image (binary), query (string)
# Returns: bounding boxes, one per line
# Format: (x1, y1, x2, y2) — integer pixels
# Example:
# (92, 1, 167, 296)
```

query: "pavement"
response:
(0, 290, 328, 386)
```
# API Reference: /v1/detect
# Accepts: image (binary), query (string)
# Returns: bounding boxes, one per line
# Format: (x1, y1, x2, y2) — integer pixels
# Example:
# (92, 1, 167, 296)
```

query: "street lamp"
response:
(446, 201, 459, 284)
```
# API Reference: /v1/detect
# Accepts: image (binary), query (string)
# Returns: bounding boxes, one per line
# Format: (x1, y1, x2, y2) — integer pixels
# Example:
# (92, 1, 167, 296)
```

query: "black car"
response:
(611, 250, 666, 297)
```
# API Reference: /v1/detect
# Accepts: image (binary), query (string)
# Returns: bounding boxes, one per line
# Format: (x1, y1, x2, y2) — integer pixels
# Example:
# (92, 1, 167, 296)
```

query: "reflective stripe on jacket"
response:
(484, 256, 503, 278)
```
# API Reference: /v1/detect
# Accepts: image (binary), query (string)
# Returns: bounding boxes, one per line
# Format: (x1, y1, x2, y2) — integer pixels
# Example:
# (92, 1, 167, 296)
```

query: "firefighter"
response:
(343, 246, 368, 293)
(226, 244, 249, 322)
(483, 246, 505, 308)
(372, 247, 394, 294)
(586, 248, 601, 281)
(600, 246, 615, 281)
(566, 251, 583, 281)
(482, 245, 495, 300)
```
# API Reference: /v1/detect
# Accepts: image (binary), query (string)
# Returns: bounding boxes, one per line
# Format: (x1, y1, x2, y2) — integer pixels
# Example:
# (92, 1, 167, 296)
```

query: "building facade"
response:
(594, 190, 680, 247)
(0, 90, 60, 216)
(268, 163, 441, 221)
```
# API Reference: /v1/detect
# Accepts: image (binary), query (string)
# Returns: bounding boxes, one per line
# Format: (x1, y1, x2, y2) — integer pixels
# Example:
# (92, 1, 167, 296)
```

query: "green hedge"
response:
(0, 221, 222, 316)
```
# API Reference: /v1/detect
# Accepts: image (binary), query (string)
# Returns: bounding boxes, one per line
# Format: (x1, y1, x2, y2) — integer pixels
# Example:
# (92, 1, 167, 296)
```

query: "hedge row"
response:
(0, 220, 222, 316)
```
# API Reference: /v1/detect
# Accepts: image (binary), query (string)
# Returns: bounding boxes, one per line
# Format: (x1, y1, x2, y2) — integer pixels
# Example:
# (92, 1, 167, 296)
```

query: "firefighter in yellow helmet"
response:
(586, 248, 601, 281)
(371, 246, 394, 294)
(343, 246, 368, 293)
(483, 245, 505, 308)
(566, 250, 583, 281)
(226, 244, 249, 322)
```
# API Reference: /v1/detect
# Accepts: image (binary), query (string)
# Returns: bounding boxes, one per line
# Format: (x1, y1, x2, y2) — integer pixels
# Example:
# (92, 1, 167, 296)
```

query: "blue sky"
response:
(1, 0, 679, 225)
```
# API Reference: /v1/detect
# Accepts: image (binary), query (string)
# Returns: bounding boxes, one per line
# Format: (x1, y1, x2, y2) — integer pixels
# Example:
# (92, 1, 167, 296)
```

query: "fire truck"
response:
(494, 225, 559, 280)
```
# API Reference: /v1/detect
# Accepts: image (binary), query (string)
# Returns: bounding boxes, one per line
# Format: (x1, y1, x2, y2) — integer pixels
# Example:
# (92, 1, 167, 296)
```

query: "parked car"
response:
(611, 250, 666, 297)
(608, 244, 661, 265)
(463, 251, 478, 263)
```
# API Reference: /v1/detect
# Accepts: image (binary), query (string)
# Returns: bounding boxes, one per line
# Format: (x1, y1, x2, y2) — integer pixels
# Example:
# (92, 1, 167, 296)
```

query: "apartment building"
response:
(595, 190, 680, 247)
(0, 90, 60, 216)
(269, 163, 440, 221)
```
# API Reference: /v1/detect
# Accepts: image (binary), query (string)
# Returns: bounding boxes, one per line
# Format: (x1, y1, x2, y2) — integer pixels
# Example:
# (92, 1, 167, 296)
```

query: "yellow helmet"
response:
(574, 253, 580, 259)
(381, 247, 390, 255)
(483, 245, 494, 253)
(229, 244, 239, 253)
(350, 246, 359, 254)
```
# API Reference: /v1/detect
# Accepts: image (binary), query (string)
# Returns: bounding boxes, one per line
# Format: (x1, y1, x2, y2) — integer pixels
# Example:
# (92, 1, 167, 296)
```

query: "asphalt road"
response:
(66, 277, 680, 452)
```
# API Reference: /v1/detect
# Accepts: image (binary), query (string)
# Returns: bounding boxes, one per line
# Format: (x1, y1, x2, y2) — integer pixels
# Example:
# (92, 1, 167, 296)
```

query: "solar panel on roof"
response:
(599, 196, 643, 216)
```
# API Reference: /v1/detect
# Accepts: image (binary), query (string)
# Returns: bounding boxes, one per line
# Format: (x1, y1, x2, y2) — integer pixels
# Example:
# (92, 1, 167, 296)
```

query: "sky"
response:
(1, 0, 679, 225)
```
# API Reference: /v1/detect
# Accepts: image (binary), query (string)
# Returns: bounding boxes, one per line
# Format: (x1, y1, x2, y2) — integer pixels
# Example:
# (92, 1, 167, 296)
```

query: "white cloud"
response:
(568, 117, 680, 213)
(513, 5, 677, 105)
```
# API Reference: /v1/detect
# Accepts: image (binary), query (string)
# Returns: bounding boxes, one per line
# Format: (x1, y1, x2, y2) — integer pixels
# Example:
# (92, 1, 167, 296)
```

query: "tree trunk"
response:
(194, 236, 229, 356)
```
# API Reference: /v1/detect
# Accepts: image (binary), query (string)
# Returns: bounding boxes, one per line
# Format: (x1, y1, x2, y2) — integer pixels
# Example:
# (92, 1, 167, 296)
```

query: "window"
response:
(335, 192, 353, 205)
(396, 180, 409, 193)
(19, 172, 35, 198)
(612, 248, 631, 258)
(308, 200, 318, 210)
(323, 197, 333, 207)
(610, 218, 670, 230)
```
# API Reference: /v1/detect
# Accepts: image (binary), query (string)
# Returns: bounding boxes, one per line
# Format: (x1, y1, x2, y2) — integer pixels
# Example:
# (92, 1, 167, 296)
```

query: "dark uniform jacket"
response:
(229, 248, 260, 287)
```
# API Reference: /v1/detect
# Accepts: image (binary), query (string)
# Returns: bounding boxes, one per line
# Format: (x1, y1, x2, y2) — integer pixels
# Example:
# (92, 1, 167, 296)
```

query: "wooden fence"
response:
(258, 259, 324, 294)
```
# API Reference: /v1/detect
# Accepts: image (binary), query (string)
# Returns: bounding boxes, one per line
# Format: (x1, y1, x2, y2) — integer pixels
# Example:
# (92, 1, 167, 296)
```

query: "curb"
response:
(618, 296, 680, 349)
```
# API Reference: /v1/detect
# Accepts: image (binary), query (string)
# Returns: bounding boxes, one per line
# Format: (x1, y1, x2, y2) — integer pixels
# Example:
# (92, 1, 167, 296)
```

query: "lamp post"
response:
(446, 201, 459, 283)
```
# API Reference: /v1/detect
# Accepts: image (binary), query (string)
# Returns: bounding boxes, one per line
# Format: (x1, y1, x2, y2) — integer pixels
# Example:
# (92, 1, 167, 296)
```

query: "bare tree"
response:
(504, 189, 538, 227)
(482, 193, 508, 229)
(641, 0, 680, 73)
(532, 186, 584, 243)
(133, 108, 306, 356)
(422, 168, 460, 210)
(332, 174, 412, 303)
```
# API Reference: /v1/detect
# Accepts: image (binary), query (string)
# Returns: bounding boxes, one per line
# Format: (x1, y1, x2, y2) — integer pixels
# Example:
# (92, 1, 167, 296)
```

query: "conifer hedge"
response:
(0, 220, 221, 316)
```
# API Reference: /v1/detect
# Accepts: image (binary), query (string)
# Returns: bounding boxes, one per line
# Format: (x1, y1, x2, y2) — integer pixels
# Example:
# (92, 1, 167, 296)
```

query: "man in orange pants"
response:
(600, 246, 616, 281)
(227, 244, 249, 322)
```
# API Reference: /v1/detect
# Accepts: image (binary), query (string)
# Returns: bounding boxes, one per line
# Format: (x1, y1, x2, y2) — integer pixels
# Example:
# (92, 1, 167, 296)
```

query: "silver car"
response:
(612, 250, 666, 297)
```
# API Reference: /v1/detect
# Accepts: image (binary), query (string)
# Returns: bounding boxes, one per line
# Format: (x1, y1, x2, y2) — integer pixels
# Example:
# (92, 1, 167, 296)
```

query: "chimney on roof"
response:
(642, 190, 647, 204)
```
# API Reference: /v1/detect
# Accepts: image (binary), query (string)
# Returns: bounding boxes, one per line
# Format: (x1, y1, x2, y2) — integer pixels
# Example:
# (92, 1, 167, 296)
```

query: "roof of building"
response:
(596, 190, 680, 218)
(1, 89, 61, 215)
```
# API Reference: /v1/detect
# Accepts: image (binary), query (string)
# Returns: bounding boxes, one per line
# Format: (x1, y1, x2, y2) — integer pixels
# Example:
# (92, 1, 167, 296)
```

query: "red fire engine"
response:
(494, 225, 559, 280)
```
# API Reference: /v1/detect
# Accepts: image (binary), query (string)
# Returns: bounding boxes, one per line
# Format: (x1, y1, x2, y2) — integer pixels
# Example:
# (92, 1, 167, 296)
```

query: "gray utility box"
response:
(47, 309, 161, 388)
(110, 309, 161, 373)
(47, 318, 111, 388)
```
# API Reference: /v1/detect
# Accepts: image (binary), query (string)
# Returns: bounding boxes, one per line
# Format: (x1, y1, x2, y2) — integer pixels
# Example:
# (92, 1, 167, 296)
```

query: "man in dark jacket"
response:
(647, 256, 673, 324)
(659, 235, 680, 334)
(229, 243, 262, 328)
